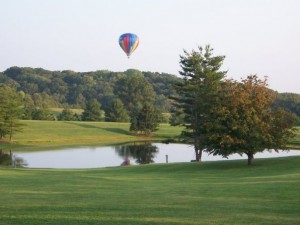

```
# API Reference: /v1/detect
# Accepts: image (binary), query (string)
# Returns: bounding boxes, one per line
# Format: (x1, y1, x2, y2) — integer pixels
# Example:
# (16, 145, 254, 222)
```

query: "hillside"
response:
(0, 67, 181, 113)
(1, 67, 299, 119)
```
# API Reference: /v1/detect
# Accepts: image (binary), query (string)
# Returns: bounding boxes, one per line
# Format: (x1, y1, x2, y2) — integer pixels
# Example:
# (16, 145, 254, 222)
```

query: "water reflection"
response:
(115, 142, 159, 165)
(0, 150, 27, 167)
(9, 143, 300, 169)
(0, 150, 12, 166)
(12, 155, 28, 167)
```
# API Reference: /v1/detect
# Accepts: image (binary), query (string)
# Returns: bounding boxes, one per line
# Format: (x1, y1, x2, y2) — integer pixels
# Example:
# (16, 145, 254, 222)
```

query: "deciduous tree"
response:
(206, 75, 297, 165)
(115, 71, 155, 112)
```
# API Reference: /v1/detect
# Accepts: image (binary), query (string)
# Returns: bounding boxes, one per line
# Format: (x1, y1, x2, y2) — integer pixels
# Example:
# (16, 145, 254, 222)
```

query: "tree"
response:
(31, 107, 55, 121)
(1, 66, 187, 115)
(115, 71, 155, 112)
(115, 142, 159, 165)
(81, 99, 103, 121)
(172, 45, 227, 161)
(0, 150, 11, 166)
(272, 92, 300, 125)
(0, 86, 24, 141)
(58, 107, 77, 121)
(206, 75, 297, 165)
(105, 98, 129, 122)
(130, 102, 160, 136)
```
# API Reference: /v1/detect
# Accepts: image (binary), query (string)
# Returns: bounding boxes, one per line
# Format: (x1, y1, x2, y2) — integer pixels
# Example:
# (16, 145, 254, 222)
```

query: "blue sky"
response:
(0, 0, 299, 93)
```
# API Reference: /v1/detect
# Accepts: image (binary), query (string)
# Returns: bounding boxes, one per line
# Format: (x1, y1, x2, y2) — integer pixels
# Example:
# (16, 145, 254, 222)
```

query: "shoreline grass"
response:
(0, 156, 300, 225)
(1, 121, 299, 151)
(0, 120, 183, 151)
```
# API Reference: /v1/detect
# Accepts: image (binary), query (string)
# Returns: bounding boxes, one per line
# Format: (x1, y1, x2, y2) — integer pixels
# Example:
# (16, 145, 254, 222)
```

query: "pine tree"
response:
(81, 99, 103, 121)
(58, 107, 77, 121)
(105, 99, 129, 122)
(172, 45, 227, 161)
(130, 102, 160, 136)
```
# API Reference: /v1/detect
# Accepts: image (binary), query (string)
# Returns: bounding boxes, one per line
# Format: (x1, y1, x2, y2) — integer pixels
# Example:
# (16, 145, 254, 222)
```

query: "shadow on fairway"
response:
(64, 122, 131, 135)
(101, 127, 131, 135)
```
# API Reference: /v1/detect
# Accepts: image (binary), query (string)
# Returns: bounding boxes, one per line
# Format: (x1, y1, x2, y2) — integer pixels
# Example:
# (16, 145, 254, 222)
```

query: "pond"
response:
(7, 142, 300, 169)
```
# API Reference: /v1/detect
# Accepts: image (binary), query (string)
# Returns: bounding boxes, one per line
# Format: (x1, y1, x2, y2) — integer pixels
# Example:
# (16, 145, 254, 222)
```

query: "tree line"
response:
(0, 66, 299, 122)
(0, 68, 177, 114)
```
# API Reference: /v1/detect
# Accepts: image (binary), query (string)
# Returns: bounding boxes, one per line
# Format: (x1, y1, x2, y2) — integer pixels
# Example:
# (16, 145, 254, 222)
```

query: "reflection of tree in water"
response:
(0, 150, 12, 166)
(0, 150, 27, 167)
(13, 156, 27, 167)
(115, 142, 159, 165)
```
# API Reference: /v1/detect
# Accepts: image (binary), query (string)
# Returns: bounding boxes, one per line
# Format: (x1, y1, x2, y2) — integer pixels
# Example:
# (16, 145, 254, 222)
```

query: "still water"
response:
(12, 143, 300, 169)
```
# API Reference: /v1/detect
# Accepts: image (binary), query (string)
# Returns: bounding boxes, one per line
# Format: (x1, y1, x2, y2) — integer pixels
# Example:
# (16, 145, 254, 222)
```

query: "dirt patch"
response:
(0, 138, 9, 143)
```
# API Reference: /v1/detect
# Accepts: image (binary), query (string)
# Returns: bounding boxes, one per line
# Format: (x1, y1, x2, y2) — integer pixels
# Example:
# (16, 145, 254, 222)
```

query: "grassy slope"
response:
(0, 156, 299, 225)
(0, 120, 183, 150)
(2, 121, 299, 151)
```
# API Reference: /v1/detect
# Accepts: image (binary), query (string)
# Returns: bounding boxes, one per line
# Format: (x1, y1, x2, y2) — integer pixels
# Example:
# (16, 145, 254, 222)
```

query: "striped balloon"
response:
(118, 33, 139, 58)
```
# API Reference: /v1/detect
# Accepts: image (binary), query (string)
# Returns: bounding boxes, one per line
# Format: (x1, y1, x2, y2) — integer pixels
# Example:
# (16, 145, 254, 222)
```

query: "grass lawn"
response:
(0, 120, 183, 151)
(1, 121, 299, 151)
(0, 156, 299, 225)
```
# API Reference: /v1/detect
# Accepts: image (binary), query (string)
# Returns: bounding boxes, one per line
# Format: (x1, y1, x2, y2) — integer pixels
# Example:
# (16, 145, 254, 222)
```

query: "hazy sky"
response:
(0, 0, 299, 93)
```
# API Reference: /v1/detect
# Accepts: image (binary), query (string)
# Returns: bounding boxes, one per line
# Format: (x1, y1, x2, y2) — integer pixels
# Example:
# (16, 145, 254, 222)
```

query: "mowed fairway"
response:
(1, 156, 300, 225)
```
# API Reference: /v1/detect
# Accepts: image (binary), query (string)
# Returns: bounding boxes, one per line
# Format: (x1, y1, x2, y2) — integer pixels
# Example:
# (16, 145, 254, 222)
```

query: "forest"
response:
(0, 66, 299, 123)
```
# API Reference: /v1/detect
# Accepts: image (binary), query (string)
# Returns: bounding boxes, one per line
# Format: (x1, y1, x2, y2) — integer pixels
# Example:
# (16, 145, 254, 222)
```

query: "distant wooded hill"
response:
(0, 67, 180, 112)
(0, 66, 299, 120)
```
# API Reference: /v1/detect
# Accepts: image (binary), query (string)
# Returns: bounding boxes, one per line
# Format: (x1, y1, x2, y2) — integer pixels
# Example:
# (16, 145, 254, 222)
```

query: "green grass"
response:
(0, 120, 183, 150)
(1, 122, 299, 151)
(0, 156, 299, 225)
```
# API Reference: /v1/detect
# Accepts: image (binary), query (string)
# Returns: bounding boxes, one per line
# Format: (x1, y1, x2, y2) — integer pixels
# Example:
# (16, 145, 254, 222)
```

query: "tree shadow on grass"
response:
(64, 121, 99, 129)
(101, 128, 131, 135)
(64, 122, 131, 135)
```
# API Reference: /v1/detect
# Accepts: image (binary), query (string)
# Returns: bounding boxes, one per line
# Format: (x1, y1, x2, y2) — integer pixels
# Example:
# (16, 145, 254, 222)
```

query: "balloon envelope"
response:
(119, 33, 139, 58)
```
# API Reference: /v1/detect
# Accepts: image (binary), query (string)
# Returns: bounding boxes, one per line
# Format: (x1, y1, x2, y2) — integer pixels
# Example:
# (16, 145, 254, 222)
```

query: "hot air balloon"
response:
(119, 33, 139, 58)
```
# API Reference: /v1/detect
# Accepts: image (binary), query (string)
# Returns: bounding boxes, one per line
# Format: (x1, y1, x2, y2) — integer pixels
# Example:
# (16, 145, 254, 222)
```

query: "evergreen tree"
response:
(31, 107, 55, 120)
(81, 99, 103, 121)
(129, 108, 139, 133)
(58, 107, 77, 121)
(172, 45, 227, 161)
(130, 102, 160, 136)
(105, 99, 129, 122)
